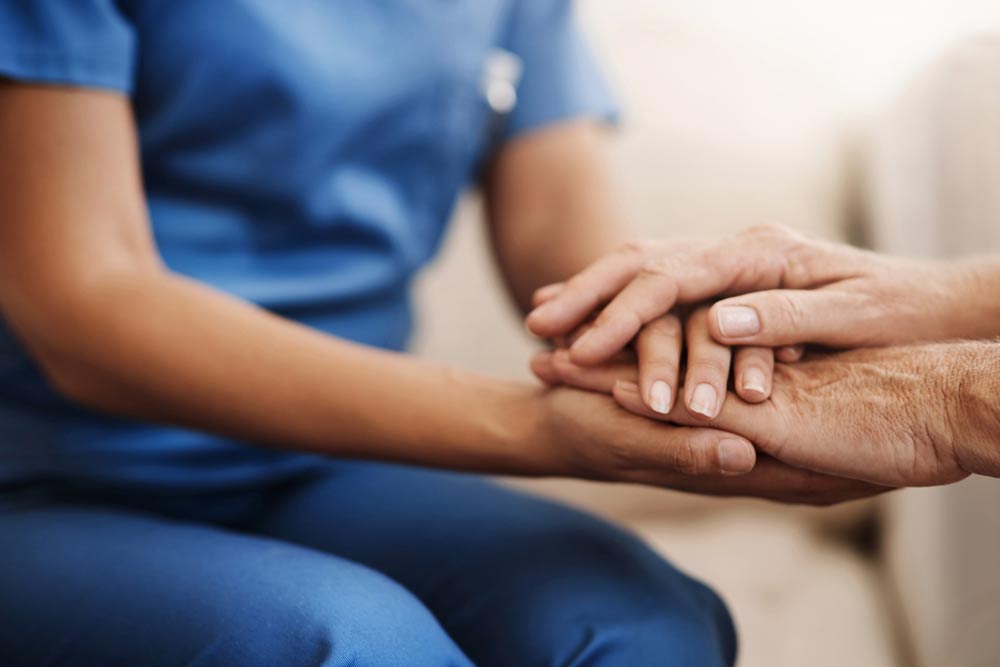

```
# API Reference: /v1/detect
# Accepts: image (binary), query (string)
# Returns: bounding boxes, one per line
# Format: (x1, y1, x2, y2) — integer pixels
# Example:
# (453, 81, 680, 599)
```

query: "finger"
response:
(626, 454, 890, 506)
(565, 322, 637, 364)
(615, 378, 772, 447)
(530, 351, 562, 386)
(776, 345, 806, 363)
(565, 235, 789, 365)
(550, 349, 636, 394)
(525, 243, 651, 338)
(636, 313, 682, 414)
(733, 346, 774, 402)
(531, 282, 565, 307)
(682, 308, 731, 420)
(613, 381, 890, 503)
(613, 380, 756, 475)
(566, 226, 865, 365)
(709, 289, 874, 348)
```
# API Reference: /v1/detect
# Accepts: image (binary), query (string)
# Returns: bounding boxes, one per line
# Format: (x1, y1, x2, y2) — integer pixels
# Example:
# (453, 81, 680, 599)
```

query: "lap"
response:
(0, 501, 470, 667)
(253, 463, 738, 667)
(0, 462, 737, 667)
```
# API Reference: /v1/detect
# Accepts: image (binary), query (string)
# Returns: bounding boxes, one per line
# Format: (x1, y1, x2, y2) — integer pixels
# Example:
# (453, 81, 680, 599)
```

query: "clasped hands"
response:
(526, 225, 989, 505)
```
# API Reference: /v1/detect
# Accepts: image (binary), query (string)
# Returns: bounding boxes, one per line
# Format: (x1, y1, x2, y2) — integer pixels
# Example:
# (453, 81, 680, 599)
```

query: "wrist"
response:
(452, 373, 565, 477)
(947, 341, 1000, 477)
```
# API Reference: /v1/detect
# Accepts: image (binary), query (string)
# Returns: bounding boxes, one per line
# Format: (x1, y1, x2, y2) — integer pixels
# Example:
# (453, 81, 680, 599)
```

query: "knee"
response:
(191, 562, 471, 667)
(566, 534, 737, 667)
(596, 584, 737, 667)
(487, 503, 737, 667)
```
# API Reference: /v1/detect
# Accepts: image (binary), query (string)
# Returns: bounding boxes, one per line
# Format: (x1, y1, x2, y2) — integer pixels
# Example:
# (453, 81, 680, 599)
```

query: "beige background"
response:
(410, 3, 1000, 665)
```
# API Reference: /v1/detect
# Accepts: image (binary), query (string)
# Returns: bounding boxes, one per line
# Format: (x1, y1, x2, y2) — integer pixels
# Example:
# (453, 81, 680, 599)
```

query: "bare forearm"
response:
(486, 121, 627, 313)
(34, 270, 552, 476)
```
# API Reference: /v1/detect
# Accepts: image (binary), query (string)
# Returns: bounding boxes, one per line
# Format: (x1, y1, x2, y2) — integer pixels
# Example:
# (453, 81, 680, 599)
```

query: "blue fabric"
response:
(0, 0, 618, 489)
(0, 463, 737, 666)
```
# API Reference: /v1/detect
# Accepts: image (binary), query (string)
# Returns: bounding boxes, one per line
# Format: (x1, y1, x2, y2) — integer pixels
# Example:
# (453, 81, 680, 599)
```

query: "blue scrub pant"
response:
(0, 462, 736, 666)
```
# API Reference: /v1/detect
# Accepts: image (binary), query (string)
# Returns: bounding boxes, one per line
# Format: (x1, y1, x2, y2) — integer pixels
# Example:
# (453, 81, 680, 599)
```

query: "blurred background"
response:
(412, 2, 1000, 666)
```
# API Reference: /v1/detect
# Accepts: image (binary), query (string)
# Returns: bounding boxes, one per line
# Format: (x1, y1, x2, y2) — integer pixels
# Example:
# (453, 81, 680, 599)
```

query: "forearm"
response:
(947, 340, 1000, 477)
(486, 121, 628, 313)
(30, 270, 553, 476)
(942, 255, 1000, 339)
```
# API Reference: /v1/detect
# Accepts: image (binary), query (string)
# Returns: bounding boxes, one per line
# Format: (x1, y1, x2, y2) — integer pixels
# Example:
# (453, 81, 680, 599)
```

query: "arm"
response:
(0, 84, 545, 475)
(484, 120, 626, 314)
(4, 84, 821, 494)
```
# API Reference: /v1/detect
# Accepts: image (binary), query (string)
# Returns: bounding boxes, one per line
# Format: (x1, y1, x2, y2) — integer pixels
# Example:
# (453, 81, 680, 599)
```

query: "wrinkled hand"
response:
(527, 224, 982, 414)
(533, 385, 887, 505)
(612, 345, 970, 488)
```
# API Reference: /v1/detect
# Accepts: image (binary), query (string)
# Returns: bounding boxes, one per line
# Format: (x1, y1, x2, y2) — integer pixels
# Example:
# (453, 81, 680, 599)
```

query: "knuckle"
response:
(644, 314, 682, 338)
(662, 436, 703, 475)
(781, 243, 818, 286)
(772, 291, 806, 329)
(564, 275, 600, 304)
(742, 222, 792, 239)
(618, 239, 654, 259)
(736, 348, 774, 369)
(595, 306, 642, 335)
(643, 360, 680, 380)
(638, 256, 677, 279)
(688, 356, 729, 378)
(606, 433, 643, 471)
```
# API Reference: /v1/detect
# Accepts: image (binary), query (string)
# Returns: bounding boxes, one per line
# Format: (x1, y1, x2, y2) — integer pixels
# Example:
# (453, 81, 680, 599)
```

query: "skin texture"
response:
(530, 298, 778, 420)
(612, 341, 1000, 486)
(530, 224, 1000, 486)
(0, 83, 882, 504)
(526, 225, 1000, 352)
(617, 348, 954, 487)
(527, 224, 1000, 411)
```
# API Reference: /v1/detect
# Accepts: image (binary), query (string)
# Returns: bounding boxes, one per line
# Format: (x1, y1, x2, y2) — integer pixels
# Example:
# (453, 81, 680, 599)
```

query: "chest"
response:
(127, 0, 512, 168)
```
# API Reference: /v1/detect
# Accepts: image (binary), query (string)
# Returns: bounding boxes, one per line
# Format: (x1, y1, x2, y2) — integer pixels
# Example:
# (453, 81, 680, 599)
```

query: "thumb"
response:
(708, 289, 869, 348)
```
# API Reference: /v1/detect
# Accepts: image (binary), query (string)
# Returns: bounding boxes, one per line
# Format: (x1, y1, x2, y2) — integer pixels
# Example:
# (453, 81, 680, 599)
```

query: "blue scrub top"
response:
(0, 0, 617, 491)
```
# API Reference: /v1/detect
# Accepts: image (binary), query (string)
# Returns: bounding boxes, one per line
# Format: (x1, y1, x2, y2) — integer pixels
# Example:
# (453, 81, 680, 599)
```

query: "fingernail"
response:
(649, 380, 672, 414)
(742, 368, 767, 394)
(718, 439, 755, 475)
(717, 306, 760, 338)
(689, 383, 719, 418)
(616, 379, 640, 393)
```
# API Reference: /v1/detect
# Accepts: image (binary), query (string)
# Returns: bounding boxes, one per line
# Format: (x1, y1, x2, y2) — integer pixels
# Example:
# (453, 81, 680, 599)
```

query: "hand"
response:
(527, 224, 988, 378)
(611, 344, 972, 488)
(532, 304, 778, 419)
(531, 385, 887, 504)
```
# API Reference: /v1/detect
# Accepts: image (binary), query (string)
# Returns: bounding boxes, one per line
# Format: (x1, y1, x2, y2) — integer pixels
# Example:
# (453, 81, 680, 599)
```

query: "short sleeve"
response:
(0, 0, 137, 93)
(500, 0, 619, 140)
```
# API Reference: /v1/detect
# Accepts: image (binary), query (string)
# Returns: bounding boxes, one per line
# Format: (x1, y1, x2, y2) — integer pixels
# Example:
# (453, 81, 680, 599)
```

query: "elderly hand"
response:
(610, 343, 987, 488)
(527, 224, 1000, 416)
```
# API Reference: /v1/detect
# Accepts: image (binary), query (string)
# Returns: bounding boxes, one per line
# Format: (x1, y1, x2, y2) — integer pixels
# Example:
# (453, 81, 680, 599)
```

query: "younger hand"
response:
(532, 304, 781, 419)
